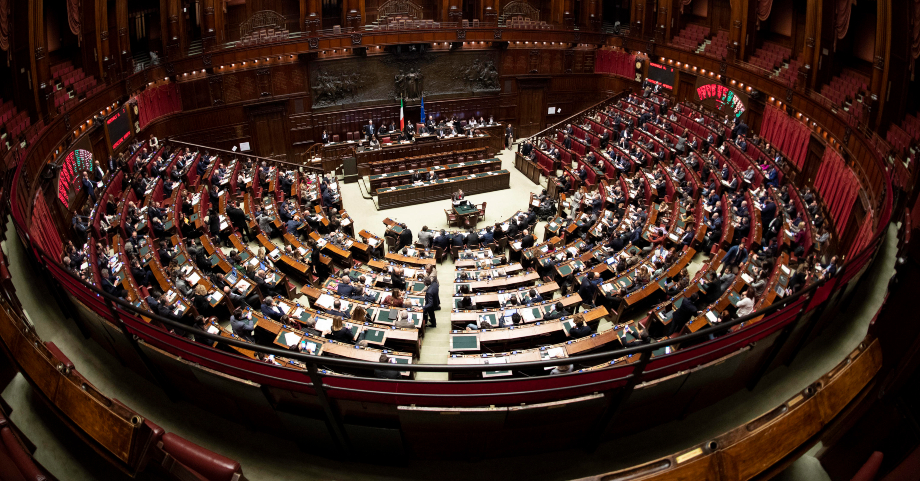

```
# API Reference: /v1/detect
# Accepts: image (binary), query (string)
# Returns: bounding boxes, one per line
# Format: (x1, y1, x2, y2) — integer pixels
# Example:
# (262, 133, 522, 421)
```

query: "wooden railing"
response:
(166, 139, 324, 173)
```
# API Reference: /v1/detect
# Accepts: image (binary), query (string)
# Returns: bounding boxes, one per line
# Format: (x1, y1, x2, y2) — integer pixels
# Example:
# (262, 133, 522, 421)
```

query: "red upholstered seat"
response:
(160, 433, 242, 481)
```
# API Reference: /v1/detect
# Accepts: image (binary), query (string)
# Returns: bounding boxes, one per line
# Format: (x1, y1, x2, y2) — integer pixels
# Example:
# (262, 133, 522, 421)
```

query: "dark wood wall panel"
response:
(157, 48, 620, 161)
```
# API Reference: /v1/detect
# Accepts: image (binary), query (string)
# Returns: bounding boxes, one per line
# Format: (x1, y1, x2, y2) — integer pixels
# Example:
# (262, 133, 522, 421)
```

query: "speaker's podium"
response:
(342, 156, 358, 184)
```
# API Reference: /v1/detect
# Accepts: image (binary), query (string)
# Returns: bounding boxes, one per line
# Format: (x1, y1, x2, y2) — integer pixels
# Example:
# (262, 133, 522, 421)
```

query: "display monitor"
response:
(106, 106, 132, 151)
(647, 62, 676, 90)
(56, 146, 93, 209)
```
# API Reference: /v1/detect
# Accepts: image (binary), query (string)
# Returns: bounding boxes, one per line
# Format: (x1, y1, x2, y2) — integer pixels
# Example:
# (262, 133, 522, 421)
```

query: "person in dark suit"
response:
(226, 201, 248, 234)
(599, 130, 610, 149)
(450, 232, 464, 248)
(433, 230, 450, 250)
(520, 230, 535, 249)
(397, 224, 413, 250)
(374, 353, 401, 379)
(100, 269, 127, 298)
(578, 272, 602, 306)
(668, 293, 700, 336)
(336, 277, 355, 297)
(81, 172, 96, 202)
(230, 308, 256, 342)
(563, 134, 573, 150)
(466, 229, 480, 248)
(569, 313, 593, 338)
(324, 316, 356, 343)
(322, 130, 331, 144)
(260, 298, 284, 321)
(543, 302, 570, 320)
(321, 186, 337, 207)
(364, 120, 375, 139)
(423, 277, 438, 327)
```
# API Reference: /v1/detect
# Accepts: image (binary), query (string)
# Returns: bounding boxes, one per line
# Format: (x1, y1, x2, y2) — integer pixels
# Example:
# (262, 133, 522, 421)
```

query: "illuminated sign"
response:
(106, 106, 131, 151)
(696, 83, 746, 118)
(57, 149, 94, 208)
(647, 62, 675, 90)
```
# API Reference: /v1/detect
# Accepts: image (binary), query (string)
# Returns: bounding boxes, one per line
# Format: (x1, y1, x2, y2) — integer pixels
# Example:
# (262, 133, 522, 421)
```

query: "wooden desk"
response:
(376, 169, 511, 210)
(369, 159, 501, 193)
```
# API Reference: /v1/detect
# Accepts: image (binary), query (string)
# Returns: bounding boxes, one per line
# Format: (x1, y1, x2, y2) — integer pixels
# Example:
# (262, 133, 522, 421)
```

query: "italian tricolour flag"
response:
(399, 98, 405, 130)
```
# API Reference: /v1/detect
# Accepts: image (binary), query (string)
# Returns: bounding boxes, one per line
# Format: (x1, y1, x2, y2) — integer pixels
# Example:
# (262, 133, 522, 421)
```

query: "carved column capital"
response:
(874, 55, 884, 70)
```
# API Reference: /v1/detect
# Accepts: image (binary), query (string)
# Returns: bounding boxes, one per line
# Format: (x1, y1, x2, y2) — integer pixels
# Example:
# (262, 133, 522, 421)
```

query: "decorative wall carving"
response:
(240, 10, 285, 39)
(202, 54, 212, 68)
(377, 0, 423, 20)
(457, 30, 466, 39)
(312, 71, 365, 106)
(395, 69, 423, 100)
(874, 55, 885, 70)
(454, 59, 500, 92)
(308, 51, 500, 109)
(493, 29, 503, 39)
(352, 34, 363, 45)
(308, 38, 319, 49)
(502, 1, 540, 20)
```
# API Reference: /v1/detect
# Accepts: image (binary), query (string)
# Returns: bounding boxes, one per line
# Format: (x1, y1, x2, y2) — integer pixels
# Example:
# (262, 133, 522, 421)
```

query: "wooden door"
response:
(518, 87, 545, 138)
(250, 106, 288, 160)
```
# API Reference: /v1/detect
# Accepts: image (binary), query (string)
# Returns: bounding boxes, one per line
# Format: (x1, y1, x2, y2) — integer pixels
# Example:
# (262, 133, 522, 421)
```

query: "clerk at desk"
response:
(452, 189, 472, 208)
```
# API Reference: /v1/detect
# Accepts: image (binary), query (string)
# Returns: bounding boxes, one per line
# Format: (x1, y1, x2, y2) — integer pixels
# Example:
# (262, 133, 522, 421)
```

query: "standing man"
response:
(423, 277, 438, 328)
(364, 119, 375, 140)
(505, 123, 514, 151)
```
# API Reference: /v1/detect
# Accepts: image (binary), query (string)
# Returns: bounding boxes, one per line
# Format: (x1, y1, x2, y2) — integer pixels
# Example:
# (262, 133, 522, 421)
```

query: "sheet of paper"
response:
(315, 294, 335, 310)
(283, 332, 300, 346)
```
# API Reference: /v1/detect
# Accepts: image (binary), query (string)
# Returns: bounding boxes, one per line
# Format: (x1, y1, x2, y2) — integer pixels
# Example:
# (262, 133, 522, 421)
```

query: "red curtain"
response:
(0, 0, 9, 52)
(757, 0, 774, 22)
(759, 105, 810, 169)
(31, 193, 62, 257)
(847, 212, 874, 260)
(595, 49, 636, 79)
(815, 147, 859, 234)
(66, 0, 81, 37)
(137, 84, 182, 129)
(835, 0, 857, 43)
(913, 0, 920, 60)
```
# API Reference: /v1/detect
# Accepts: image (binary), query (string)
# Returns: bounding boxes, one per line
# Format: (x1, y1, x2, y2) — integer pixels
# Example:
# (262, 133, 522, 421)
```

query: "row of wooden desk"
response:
(376, 169, 511, 210)
(353, 132, 494, 176)
(369, 158, 502, 194)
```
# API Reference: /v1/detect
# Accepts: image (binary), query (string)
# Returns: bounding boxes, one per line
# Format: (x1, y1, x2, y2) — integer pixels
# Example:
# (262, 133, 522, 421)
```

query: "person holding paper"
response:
(230, 308, 256, 342)
(260, 297, 284, 321)
(324, 317, 355, 343)
(735, 289, 755, 318)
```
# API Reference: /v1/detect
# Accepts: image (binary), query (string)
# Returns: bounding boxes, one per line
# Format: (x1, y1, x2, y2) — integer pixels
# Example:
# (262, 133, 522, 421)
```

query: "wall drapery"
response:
(595, 49, 636, 79)
(912, 0, 920, 60)
(756, 0, 774, 22)
(137, 84, 183, 129)
(67, 0, 81, 38)
(814, 147, 859, 235)
(0, 0, 9, 52)
(834, 0, 857, 46)
(760, 105, 810, 170)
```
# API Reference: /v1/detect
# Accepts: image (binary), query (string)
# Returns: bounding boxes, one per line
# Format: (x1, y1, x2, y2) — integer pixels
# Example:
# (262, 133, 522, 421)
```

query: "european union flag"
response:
(420, 97, 425, 125)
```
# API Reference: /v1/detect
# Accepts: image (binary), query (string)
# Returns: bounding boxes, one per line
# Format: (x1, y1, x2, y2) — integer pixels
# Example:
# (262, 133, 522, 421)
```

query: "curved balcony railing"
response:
(0, 30, 896, 452)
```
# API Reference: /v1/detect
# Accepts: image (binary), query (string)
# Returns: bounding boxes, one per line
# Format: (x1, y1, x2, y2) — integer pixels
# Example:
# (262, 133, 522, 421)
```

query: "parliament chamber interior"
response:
(3, 0, 920, 479)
